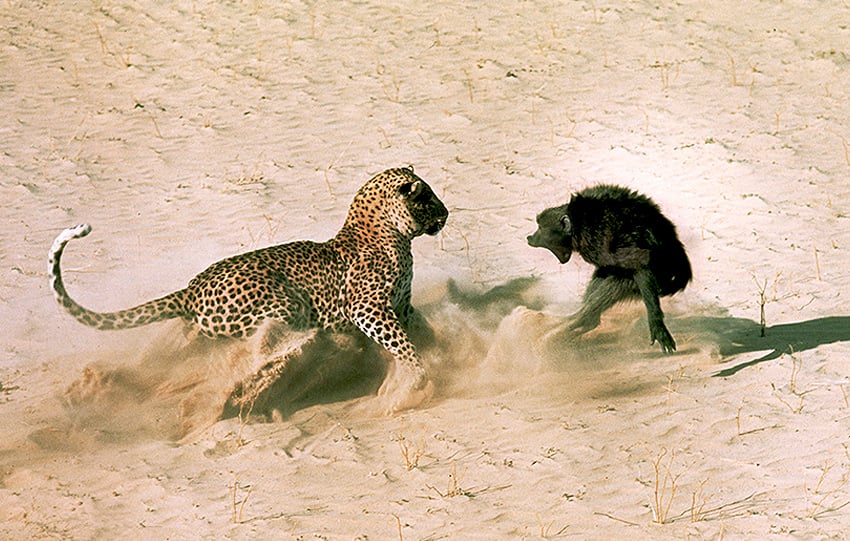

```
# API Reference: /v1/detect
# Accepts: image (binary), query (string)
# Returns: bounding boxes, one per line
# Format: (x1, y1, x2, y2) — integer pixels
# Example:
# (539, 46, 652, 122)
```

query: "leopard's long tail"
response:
(49, 224, 190, 331)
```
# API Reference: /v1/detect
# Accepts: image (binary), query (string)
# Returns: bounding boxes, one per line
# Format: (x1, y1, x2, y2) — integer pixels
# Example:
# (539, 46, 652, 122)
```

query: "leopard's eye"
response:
(399, 180, 423, 198)
(398, 182, 415, 196)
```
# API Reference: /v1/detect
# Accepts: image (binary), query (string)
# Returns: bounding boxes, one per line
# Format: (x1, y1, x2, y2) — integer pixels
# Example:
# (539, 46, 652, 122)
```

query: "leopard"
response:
(48, 166, 448, 406)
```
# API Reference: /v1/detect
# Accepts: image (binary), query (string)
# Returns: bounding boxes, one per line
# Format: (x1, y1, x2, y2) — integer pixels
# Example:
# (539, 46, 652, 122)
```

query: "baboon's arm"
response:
(634, 268, 676, 353)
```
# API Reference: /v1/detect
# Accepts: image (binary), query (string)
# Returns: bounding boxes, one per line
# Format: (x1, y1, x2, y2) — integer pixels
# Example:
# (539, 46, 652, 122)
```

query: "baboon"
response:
(527, 184, 692, 353)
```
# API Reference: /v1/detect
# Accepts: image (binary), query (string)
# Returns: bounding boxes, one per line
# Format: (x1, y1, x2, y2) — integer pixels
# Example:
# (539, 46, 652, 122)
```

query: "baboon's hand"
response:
(650, 323, 676, 354)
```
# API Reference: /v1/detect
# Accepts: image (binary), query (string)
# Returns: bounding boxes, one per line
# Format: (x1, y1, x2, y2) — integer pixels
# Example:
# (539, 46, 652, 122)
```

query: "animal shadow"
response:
(672, 315, 850, 377)
(221, 331, 388, 421)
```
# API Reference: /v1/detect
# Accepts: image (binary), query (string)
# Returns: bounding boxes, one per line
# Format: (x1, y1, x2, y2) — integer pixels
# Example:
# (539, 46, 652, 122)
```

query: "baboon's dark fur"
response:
(527, 184, 692, 353)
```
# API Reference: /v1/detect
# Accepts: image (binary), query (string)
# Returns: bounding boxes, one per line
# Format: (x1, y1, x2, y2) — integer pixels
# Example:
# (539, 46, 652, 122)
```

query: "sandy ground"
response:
(2, 0, 850, 539)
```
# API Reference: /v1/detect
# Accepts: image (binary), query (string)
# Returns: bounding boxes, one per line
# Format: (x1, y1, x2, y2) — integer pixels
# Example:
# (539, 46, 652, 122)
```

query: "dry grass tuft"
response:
(805, 459, 850, 519)
(650, 447, 683, 524)
(396, 433, 426, 471)
(690, 478, 710, 522)
(94, 23, 132, 68)
(428, 462, 469, 498)
(230, 476, 253, 523)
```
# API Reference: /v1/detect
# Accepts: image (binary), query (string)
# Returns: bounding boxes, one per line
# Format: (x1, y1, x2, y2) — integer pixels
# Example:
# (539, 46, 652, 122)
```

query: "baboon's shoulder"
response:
(571, 184, 659, 213)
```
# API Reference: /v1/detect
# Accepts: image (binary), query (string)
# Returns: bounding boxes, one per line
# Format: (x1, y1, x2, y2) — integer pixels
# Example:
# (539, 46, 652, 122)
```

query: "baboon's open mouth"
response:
(527, 234, 571, 264)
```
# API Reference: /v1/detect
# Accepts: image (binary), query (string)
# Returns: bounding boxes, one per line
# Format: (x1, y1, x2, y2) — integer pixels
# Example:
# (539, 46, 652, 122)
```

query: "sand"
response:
(2, 0, 849, 539)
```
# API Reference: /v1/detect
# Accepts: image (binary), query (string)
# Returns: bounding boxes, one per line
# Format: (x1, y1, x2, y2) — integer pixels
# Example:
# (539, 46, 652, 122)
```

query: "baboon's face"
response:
(527, 204, 572, 264)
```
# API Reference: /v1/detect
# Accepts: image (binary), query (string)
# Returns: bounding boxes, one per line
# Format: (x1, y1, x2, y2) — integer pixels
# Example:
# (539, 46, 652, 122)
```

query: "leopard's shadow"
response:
(671, 315, 850, 377)
(220, 331, 388, 421)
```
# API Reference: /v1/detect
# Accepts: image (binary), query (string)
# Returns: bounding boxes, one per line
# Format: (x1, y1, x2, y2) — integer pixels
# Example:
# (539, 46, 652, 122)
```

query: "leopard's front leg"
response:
(345, 270, 432, 412)
(349, 300, 428, 387)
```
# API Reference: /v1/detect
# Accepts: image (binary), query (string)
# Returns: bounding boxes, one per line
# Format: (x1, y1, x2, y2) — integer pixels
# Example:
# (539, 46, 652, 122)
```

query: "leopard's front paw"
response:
(375, 362, 433, 414)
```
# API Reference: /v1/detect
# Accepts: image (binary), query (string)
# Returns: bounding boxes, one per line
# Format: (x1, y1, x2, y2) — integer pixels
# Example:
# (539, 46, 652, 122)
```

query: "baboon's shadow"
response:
(673, 316, 850, 377)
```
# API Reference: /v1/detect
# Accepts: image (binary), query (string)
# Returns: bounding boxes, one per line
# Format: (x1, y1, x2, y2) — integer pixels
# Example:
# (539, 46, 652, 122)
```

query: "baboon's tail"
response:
(656, 239, 692, 296)
(49, 224, 190, 331)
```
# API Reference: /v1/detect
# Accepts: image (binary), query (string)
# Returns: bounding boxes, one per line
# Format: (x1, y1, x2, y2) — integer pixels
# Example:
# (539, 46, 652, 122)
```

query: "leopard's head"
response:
(347, 167, 448, 238)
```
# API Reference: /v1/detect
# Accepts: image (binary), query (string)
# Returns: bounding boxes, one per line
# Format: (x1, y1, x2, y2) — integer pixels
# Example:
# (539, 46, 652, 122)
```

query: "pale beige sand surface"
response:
(2, 1, 849, 539)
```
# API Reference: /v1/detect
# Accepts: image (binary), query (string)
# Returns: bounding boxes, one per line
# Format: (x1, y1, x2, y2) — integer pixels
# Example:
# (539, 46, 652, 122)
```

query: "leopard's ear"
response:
(399, 180, 424, 198)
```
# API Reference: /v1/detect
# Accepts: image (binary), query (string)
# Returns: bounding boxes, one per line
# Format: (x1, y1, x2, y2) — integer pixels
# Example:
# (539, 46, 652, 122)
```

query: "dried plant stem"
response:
(148, 112, 163, 138)
(428, 462, 467, 498)
(690, 478, 710, 522)
(392, 514, 404, 541)
(651, 448, 682, 524)
(726, 52, 738, 86)
(736, 401, 744, 436)
(230, 478, 253, 523)
(771, 383, 804, 414)
(754, 276, 767, 337)
(826, 130, 850, 168)
(322, 139, 353, 196)
(589, 0, 600, 23)
(788, 348, 801, 395)
(382, 71, 400, 102)
(397, 434, 424, 471)
(462, 69, 474, 103)
(806, 461, 850, 518)
(94, 23, 131, 67)
(378, 126, 392, 148)
(595, 512, 640, 526)
(814, 246, 822, 281)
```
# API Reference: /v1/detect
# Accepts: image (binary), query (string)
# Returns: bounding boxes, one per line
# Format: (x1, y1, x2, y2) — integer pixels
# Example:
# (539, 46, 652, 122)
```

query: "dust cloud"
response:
(27, 277, 726, 449)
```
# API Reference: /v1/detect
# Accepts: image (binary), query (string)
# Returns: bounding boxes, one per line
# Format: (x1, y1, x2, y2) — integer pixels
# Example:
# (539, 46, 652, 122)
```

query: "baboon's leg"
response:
(634, 268, 676, 353)
(570, 272, 639, 334)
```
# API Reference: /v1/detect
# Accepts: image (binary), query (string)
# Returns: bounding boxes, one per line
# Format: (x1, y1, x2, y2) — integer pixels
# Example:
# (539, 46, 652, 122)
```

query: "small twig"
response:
(230, 478, 253, 523)
(840, 135, 850, 168)
(148, 112, 163, 138)
(392, 514, 404, 541)
(726, 51, 738, 86)
(377, 126, 392, 148)
(536, 513, 555, 537)
(753, 275, 768, 337)
(594, 512, 639, 527)
(814, 246, 822, 281)
(322, 139, 353, 196)
(788, 348, 802, 395)
(651, 447, 683, 524)
(806, 460, 850, 518)
(382, 71, 401, 102)
(397, 434, 424, 471)
(427, 462, 470, 498)
(462, 69, 474, 103)
(771, 384, 804, 414)
(825, 130, 850, 169)
(736, 401, 744, 436)
(666, 491, 762, 523)
(588, 0, 600, 23)
(238, 487, 252, 522)
(690, 478, 710, 522)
